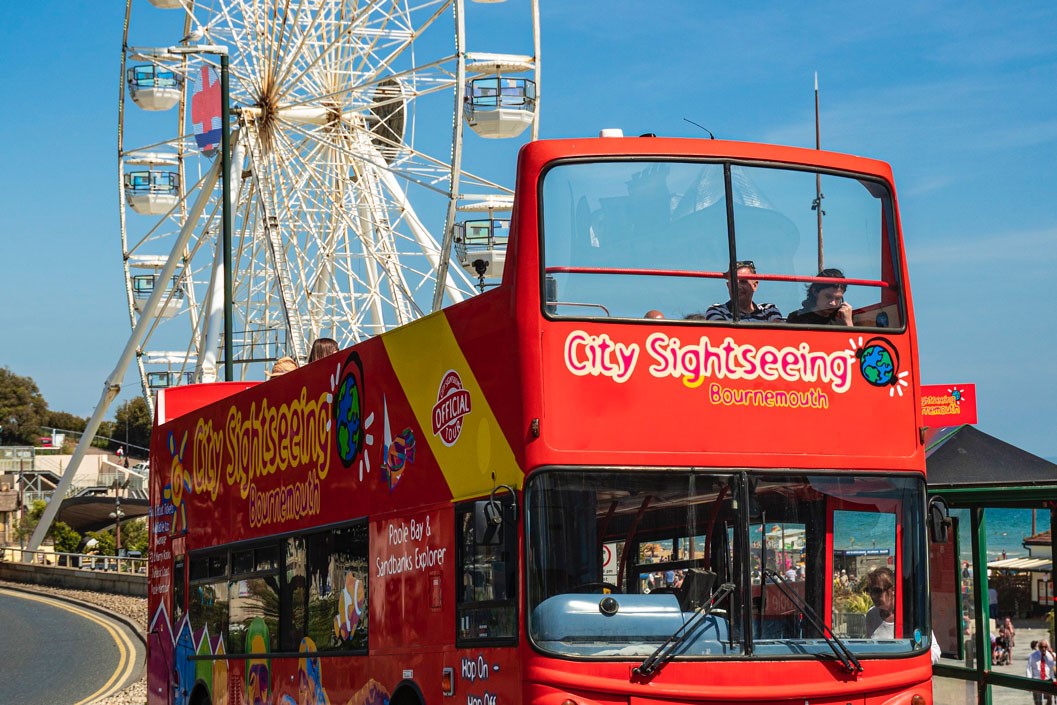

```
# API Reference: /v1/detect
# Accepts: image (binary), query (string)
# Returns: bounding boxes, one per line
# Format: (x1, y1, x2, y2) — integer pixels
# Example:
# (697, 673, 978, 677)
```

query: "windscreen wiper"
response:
(634, 582, 735, 678)
(763, 569, 862, 674)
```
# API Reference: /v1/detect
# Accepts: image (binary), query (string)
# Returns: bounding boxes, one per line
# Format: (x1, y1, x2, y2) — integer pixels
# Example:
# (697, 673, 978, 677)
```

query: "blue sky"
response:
(0, 1, 1054, 458)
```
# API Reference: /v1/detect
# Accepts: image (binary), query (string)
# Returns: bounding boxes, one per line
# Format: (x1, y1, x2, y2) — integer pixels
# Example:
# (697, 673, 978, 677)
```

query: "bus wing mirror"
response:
(928, 496, 951, 544)
(474, 483, 518, 546)
(474, 500, 503, 546)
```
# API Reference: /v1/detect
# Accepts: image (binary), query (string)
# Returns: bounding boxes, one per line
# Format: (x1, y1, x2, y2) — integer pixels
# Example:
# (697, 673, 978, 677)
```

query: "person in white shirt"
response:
(1026, 640, 1056, 705)
(865, 566, 895, 639)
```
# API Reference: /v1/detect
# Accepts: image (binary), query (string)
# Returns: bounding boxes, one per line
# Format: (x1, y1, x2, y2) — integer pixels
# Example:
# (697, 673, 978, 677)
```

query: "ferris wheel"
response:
(117, 0, 540, 409)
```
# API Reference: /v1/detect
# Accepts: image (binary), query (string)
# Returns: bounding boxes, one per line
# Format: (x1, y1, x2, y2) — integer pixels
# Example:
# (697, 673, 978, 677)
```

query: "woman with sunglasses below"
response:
(787, 267, 854, 326)
(864, 566, 896, 638)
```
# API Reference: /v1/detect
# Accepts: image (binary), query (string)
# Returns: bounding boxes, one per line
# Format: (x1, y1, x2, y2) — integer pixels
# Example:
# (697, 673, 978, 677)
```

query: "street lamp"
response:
(124, 408, 129, 467)
(167, 43, 233, 381)
(109, 496, 126, 558)
(17, 454, 25, 551)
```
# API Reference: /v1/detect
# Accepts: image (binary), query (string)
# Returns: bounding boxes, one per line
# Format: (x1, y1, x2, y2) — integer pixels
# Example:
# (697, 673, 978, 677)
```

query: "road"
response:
(0, 587, 144, 705)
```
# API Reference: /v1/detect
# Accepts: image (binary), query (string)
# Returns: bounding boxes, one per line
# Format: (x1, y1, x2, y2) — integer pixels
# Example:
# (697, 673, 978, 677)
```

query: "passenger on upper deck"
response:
(787, 268, 854, 326)
(267, 356, 298, 379)
(703, 260, 783, 322)
(308, 337, 340, 363)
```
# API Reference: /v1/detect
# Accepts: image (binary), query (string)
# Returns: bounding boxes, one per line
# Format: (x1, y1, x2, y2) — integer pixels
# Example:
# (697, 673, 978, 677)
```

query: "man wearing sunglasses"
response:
(703, 261, 783, 322)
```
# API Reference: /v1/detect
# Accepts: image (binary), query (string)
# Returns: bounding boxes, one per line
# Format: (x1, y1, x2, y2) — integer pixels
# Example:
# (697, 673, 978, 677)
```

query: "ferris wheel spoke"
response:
(264, 122, 429, 301)
(272, 6, 403, 104)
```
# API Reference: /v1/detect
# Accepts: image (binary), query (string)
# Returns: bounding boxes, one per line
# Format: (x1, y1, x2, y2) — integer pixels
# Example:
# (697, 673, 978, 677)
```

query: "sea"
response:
(833, 508, 1051, 563)
(964, 507, 1052, 561)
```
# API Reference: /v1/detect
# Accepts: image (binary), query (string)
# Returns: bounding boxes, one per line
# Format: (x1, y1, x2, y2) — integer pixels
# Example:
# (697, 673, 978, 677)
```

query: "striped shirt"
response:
(703, 300, 783, 322)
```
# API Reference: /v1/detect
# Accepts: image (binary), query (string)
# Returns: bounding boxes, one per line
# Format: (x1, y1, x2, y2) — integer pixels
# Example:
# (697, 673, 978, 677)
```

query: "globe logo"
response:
(857, 339, 898, 387)
(334, 353, 366, 467)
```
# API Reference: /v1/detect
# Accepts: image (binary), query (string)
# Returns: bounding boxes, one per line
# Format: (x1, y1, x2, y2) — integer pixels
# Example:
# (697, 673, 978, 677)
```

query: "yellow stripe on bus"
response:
(382, 312, 523, 501)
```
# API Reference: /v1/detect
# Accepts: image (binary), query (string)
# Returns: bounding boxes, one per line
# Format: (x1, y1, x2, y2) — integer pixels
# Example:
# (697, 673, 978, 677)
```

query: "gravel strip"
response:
(0, 580, 147, 705)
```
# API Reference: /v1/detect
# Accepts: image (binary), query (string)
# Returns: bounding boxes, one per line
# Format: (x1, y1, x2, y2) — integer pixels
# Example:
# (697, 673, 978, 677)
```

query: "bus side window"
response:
(456, 499, 518, 645)
(173, 555, 186, 623)
(188, 551, 233, 652)
(305, 522, 369, 653)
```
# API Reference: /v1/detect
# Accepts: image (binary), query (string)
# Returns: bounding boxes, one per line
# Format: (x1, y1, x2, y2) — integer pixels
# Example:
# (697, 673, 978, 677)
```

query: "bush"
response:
(842, 591, 875, 615)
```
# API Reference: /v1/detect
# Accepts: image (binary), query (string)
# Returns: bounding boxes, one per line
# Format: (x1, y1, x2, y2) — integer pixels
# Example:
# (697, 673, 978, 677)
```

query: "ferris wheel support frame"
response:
(430, 0, 468, 313)
(24, 157, 223, 559)
(197, 136, 247, 383)
(169, 44, 234, 380)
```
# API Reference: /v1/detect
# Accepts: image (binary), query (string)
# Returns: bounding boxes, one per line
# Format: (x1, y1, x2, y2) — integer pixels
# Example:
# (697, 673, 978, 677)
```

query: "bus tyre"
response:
(189, 684, 212, 705)
(392, 684, 424, 705)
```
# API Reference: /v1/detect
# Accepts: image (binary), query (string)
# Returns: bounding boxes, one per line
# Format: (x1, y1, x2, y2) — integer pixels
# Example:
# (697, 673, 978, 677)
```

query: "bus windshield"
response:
(541, 160, 903, 328)
(526, 470, 927, 661)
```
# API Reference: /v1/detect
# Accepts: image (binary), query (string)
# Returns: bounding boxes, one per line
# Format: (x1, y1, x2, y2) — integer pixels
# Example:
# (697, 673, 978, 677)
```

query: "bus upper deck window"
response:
(540, 160, 903, 329)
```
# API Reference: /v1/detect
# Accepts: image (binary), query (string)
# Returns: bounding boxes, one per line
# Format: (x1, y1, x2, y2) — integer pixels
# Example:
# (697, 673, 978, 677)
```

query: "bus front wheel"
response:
(391, 682, 425, 705)
(188, 684, 212, 705)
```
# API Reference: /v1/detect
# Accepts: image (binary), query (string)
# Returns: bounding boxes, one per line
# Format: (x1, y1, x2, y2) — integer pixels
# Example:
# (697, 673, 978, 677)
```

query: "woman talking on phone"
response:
(787, 267, 855, 326)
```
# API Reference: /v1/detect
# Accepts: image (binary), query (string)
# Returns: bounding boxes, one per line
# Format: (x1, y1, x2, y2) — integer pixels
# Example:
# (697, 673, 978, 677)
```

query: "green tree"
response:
(14, 499, 81, 550)
(0, 367, 48, 445)
(41, 410, 89, 452)
(117, 517, 149, 554)
(113, 397, 152, 457)
(85, 517, 149, 557)
(41, 409, 87, 434)
(95, 420, 115, 450)
(86, 529, 115, 556)
(51, 521, 82, 554)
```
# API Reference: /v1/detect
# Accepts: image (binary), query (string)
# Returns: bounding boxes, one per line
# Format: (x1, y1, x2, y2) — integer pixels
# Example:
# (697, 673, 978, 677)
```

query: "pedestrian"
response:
(1026, 640, 1056, 705)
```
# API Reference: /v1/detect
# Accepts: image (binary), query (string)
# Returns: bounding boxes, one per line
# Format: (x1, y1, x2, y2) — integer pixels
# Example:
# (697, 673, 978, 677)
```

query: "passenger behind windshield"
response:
(787, 268, 854, 326)
(703, 260, 783, 322)
(864, 565, 895, 638)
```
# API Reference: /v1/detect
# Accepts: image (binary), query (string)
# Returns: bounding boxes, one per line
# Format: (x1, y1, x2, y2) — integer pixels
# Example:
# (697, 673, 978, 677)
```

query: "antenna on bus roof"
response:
(682, 118, 715, 139)
(812, 71, 825, 272)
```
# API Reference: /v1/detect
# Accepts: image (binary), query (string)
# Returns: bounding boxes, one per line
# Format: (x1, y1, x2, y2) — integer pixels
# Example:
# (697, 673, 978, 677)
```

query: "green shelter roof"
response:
(926, 424, 1057, 494)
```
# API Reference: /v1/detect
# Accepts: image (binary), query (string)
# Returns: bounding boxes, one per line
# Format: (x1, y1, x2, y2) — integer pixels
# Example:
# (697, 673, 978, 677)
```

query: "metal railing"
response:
(1, 546, 147, 574)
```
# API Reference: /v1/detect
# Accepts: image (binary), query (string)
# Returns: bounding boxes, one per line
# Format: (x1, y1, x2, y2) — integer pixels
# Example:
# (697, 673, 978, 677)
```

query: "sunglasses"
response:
(735, 260, 756, 273)
(867, 586, 890, 598)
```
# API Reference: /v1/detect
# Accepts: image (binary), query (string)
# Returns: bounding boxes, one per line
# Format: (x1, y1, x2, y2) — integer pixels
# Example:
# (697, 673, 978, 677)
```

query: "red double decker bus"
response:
(148, 136, 932, 705)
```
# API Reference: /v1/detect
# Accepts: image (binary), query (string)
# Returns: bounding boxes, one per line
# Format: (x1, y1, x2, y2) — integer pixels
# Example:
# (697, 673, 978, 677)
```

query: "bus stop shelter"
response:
(927, 424, 1057, 705)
